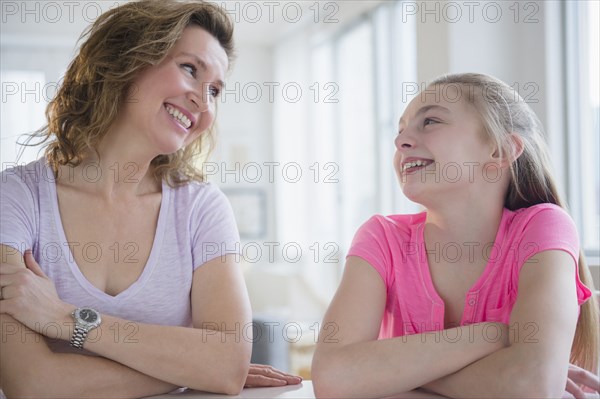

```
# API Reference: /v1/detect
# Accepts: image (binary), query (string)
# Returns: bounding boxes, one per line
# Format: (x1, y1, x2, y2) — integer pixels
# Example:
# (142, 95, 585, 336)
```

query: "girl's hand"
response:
(565, 364, 600, 399)
(0, 250, 73, 338)
(244, 364, 302, 388)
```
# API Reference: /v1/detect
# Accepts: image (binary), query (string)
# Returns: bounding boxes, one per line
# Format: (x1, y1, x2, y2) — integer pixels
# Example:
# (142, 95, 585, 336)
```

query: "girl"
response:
(0, 1, 299, 397)
(312, 73, 599, 398)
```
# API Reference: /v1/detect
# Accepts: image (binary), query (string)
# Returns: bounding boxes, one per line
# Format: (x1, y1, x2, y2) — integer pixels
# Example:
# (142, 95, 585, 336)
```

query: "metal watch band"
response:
(70, 325, 89, 349)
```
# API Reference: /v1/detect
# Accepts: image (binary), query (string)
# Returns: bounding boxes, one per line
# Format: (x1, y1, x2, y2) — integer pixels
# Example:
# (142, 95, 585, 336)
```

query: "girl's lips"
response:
(401, 158, 435, 174)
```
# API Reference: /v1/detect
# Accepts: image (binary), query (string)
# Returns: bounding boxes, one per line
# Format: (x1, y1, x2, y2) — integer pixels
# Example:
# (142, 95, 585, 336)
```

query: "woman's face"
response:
(394, 84, 497, 204)
(114, 26, 228, 156)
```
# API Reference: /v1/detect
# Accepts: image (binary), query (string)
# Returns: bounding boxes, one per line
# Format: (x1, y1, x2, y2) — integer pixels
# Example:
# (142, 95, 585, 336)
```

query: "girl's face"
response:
(113, 26, 228, 156)
(394, 84, 498, 204)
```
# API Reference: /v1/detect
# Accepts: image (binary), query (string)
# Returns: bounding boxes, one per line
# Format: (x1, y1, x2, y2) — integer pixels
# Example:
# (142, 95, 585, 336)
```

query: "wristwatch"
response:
(70, 307, 102, 349)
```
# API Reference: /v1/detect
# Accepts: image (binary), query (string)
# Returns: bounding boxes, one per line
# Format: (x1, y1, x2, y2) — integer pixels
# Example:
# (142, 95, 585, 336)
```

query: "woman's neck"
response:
(56, 134, 161, 200)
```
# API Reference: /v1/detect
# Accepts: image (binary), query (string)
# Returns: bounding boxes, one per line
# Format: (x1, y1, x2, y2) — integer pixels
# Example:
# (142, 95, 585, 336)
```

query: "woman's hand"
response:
(0, 250, 73, 338)
(564, 364, 600, 399)
(244, 364, 302, 388)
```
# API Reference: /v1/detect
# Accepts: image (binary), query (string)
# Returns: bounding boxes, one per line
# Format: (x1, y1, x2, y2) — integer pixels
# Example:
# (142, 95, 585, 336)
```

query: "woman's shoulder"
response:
(0, 158, 50, 198)
(168, 179, 231, 211)
(170, 178, 219, 195)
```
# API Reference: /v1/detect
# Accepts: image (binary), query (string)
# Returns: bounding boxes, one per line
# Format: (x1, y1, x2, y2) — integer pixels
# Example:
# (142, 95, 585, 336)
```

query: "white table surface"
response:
(146, 381, 447, 398)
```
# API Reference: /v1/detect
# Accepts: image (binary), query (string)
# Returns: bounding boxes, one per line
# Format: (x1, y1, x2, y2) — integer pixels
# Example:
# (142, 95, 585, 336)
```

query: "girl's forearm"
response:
(312, 322, 508, 398)
(422, 344, 567, 398)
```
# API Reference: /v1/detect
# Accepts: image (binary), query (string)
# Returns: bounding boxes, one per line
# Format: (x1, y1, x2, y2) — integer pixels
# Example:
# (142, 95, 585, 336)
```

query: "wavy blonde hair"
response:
(32, 0, 234, 186)
(430, 73, 599, 373)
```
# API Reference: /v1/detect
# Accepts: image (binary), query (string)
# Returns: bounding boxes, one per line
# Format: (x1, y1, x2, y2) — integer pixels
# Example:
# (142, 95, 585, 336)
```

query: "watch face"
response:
(80, 308, 98, 323)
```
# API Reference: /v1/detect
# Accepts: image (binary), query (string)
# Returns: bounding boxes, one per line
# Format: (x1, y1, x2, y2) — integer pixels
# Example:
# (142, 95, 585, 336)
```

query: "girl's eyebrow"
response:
(399, 104, 451, 126)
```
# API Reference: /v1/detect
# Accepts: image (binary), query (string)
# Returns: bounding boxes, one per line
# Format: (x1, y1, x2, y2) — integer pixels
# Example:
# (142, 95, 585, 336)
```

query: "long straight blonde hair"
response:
(431, 73, 599, 373)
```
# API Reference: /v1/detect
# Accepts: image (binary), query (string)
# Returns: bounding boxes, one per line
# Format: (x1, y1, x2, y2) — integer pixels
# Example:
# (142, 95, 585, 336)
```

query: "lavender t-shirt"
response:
(0, 158, 240, 328)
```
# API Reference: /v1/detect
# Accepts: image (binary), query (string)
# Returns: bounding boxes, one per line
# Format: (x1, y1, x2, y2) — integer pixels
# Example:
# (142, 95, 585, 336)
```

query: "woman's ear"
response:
(491, 133, 524, 167)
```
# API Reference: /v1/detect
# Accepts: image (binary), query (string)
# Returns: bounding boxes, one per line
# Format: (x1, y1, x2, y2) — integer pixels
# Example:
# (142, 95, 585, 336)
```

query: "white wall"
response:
(211, 45, 276, 242)
(416, 1, 548, 121)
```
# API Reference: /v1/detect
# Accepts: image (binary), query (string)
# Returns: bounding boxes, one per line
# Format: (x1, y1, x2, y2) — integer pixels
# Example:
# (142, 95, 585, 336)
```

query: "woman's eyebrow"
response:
(177, 51, 225, 88)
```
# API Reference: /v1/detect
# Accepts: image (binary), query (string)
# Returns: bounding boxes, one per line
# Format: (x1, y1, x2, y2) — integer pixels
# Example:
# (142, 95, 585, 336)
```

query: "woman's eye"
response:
(423, 118, 438, 126)
(181, 63, 197, 77)
(207, 85, 220, 98)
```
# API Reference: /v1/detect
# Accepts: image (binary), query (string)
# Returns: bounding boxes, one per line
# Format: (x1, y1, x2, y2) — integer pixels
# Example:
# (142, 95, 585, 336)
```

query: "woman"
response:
(312, 73, 599, 398)
(0, 0, 299, 397)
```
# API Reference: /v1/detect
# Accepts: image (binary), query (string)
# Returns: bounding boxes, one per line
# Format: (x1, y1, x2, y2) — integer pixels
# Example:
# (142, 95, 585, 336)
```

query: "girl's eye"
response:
(181, 63, 197, 77)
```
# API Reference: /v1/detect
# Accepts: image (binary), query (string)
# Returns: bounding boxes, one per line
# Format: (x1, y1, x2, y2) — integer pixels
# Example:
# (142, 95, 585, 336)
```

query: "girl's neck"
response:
(423, 198, 505, 248)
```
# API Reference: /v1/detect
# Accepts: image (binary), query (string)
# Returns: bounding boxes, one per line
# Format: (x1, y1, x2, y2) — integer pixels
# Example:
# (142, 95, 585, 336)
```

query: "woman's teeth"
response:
(165, 105, 192, 129)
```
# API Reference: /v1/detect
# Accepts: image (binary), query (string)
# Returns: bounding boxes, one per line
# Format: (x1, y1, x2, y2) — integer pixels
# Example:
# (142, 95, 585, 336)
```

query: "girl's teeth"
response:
(403, 160, 430, 171)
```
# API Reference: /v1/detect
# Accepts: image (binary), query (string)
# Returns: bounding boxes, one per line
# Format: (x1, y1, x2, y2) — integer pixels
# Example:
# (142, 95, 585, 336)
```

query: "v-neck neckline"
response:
(44, 159, 170, 302)
(414, 208, 509, 326)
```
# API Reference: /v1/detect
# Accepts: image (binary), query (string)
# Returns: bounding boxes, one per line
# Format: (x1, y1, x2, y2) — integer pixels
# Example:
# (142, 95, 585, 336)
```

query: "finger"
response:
(0, 285, 16, 300)
(281, 374, 302, 384)
(566, 378, 587, 399)
(0, 273, 16, 288)
(249, 365, 285, 378)
(569, 365, 600, 393)
(262, 369, 302, 384)
(0, 263, 24, 275)
(248, 366, 303, 385)
(0, 296, 17, 315)
(23, 250, 46, 278)
(245, 375, 287, 388)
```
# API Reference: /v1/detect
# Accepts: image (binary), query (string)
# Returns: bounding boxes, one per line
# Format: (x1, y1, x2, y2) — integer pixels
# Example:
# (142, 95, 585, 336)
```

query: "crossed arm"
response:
(312, 251, 581, 398)
(0, 244, 252, 398)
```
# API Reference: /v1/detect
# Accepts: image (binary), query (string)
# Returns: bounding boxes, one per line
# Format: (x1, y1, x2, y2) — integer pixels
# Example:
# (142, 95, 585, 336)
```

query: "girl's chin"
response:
(398, 181, 431, 202)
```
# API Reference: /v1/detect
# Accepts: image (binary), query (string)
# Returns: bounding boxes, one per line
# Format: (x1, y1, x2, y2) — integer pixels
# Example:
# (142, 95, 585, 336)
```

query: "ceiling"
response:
(1, 0, 384, 48)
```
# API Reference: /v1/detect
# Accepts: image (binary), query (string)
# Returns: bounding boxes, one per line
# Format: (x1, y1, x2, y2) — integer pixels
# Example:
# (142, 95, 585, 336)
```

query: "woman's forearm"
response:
(53, 312, 250, 394)
(312, 322, 508, 398)
(0, 314, 177, 398)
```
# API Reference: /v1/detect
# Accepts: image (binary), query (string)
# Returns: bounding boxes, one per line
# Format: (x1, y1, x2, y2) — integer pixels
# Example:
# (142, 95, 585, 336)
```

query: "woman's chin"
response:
(154, 140, 186, 156)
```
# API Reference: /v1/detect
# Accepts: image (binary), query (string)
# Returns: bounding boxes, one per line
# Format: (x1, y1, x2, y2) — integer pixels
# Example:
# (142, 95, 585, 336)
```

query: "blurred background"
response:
(2, 0, 598, 377)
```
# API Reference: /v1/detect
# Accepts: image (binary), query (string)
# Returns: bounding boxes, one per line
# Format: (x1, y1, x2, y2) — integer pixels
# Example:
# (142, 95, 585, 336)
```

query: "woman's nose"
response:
(187, 84, 210, 113)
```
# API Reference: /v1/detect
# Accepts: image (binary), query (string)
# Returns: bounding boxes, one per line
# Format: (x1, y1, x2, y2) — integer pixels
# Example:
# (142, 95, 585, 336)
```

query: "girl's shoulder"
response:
(509, 203, 575, 231)
(505, 203, 579, 257)
(355, 211, 427, 242)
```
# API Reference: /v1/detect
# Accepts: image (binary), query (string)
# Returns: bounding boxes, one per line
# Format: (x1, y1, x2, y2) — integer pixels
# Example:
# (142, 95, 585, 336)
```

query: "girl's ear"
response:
(491, 133, 524, 167)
